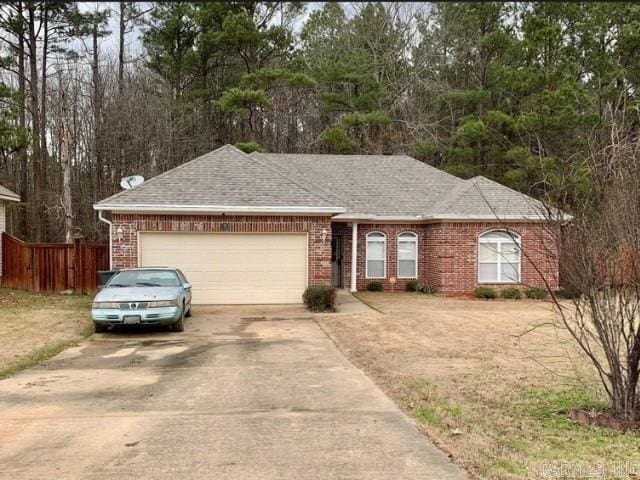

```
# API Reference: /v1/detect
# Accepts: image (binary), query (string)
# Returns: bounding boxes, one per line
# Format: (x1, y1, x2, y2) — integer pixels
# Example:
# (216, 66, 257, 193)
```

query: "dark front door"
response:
(331, 236, 343, 288)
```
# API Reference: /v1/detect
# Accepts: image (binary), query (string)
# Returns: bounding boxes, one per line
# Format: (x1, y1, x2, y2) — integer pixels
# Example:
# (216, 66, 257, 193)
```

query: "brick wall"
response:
(109, 214, 559, 295)
(334, 222, 429, 291)
(426, 222, 559, 295)
(111, 214, 332, 286)
(335, 221, 559, 295)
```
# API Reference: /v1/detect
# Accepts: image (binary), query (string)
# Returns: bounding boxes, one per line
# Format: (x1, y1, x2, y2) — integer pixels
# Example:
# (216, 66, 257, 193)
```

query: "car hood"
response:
(94, 286, 182, 302)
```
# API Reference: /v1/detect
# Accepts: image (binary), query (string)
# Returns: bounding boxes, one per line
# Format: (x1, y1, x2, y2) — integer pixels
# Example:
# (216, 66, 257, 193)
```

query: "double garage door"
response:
(139, 232, 307, 305)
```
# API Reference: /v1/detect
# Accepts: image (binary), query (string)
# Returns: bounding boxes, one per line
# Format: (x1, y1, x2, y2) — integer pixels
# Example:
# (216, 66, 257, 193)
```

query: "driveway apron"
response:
(0, 307, 466, 479)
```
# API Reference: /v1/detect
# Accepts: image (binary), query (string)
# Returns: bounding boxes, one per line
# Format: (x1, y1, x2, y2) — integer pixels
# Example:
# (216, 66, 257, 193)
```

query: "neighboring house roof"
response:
(95, 144, 551, 221)
(0, 184, 20, 202)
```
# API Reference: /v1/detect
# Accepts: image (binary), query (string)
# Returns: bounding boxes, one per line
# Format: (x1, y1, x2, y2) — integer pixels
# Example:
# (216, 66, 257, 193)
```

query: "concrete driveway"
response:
(0, 305, 466, 480)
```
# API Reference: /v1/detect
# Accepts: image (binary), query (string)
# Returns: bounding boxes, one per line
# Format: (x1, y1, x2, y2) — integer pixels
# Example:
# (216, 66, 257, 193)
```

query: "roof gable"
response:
(429, 176, 549, 220)
(95, 145, 344, 213)
(0, 184, 20, 202)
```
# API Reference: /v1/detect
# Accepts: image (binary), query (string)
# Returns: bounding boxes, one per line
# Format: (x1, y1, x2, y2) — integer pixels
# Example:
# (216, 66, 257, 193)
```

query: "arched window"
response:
(478, 231, 521, 283)
(366, 232, 386, 278)
(397, 232, 418, 279)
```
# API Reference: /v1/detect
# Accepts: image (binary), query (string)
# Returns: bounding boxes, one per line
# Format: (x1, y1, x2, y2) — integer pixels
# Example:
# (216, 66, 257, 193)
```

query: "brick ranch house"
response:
(94, 145, 560, 305)
(0, 184, 20, 284)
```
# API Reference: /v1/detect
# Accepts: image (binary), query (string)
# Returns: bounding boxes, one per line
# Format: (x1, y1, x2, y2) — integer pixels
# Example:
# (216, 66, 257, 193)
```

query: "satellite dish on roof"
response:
(120, 175, 144, 190)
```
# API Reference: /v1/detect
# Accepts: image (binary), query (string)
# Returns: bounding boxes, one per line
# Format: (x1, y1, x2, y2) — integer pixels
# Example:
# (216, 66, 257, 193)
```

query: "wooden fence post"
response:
(73, 236, 86, 294)
(29, 242, 35, 292)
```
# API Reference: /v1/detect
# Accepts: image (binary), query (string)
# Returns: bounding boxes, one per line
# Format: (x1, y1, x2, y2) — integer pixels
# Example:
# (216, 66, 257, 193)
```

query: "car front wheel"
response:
(94, 322, 108, 334)
(172, 304, 185, 332)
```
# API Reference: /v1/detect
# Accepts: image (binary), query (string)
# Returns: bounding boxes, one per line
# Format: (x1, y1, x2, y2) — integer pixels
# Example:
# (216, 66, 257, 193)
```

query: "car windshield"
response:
(107, 270, 180, 288)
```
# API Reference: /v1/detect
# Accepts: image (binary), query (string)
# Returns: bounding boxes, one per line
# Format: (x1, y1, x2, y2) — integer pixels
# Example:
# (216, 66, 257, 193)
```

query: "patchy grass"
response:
(0, 341, 74, 380)
(519, 387, 610, 430)
(0, 289, 92, 378)
(490, 458, 527, 476)
(416, 406, 442, 427)
(317, 292, 640, 479)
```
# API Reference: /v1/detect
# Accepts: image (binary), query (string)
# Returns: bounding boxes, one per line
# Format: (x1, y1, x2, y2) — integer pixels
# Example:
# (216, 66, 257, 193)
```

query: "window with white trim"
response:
(366, 232, 386, 278)
(478, 231, 521, 283)
(397, 232, 418, 278)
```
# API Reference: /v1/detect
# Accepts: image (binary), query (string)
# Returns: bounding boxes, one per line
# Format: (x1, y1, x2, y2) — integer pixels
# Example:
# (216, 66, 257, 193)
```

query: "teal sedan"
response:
(91, 268, 192, 333)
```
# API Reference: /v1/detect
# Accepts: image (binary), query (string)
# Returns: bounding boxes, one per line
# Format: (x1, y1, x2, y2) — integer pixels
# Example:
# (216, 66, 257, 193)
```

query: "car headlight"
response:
(92, 302, 119, 309)
(148, 299, 178, 308)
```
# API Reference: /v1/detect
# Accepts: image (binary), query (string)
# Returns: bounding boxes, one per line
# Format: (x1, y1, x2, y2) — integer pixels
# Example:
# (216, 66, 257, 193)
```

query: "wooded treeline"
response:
(1, 1, 639, 242)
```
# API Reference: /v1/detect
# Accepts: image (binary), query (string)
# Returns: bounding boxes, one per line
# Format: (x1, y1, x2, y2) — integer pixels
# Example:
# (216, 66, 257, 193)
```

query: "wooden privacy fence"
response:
(1, 233, 109, 294)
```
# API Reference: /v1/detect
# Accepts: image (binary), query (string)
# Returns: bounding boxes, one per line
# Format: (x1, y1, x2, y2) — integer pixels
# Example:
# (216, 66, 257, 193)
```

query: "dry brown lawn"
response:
(317, 293, 640, 480)
(0, 288, 92, 377)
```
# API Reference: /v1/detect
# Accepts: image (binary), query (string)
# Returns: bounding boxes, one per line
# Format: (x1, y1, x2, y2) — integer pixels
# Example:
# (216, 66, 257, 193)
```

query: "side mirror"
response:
(183, 283, 192, 290)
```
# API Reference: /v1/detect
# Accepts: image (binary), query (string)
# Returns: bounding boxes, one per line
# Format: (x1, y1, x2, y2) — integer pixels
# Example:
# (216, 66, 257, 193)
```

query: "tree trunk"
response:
(16, 0, 27, 238)
(59, 79, 73, 243)
(117, 2, 127, 186)
(40, 3, 49, 191)
(625, 328, 640, 420)
(118, 2, 126, 94)
(27, 4, 42, 242)
(40, 3, 48, 211)
(92, 20, 103, 197)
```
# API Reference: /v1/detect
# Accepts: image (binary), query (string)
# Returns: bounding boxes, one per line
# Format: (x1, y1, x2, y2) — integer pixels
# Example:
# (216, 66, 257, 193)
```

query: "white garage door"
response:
(139, 232, 307, 305)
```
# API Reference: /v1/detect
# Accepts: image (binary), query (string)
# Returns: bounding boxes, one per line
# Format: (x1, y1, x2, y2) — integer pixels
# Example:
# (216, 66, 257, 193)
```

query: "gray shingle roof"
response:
(254, 153, 460, 218)
(95, 145, 549, 220)
(95, 145, 344, 213)
(428, 176, 548, 219)
(0, 184, 20, 201)
(256, 153, 548, 220)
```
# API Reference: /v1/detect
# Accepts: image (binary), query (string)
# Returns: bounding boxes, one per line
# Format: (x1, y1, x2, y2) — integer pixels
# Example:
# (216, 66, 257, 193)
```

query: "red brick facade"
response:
(334, 221, 559, 295)
(110, 214, 558, 296)
(110, 214, 333, 286)
(333, 222, 429, 292)
(423, 222, 559, 295)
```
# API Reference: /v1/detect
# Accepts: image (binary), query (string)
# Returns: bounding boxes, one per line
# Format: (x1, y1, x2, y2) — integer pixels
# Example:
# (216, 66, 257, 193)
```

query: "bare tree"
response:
(548, 111, 640, 423)
(57, 70, 73, 243)
(25, 2, 43, 241)
(15, 1, 27, 238)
